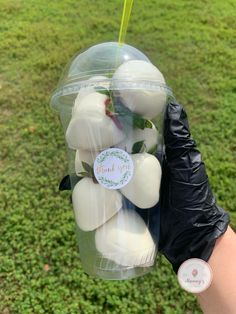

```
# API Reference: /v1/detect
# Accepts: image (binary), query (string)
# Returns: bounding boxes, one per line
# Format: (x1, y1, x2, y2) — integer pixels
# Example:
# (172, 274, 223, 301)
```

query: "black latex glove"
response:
(159, 102, 230, 273)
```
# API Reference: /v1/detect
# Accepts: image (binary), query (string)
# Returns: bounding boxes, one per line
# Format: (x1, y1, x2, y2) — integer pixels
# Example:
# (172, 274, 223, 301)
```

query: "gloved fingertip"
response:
(166, 102, 184, 119)
(164, 102, 191, 145)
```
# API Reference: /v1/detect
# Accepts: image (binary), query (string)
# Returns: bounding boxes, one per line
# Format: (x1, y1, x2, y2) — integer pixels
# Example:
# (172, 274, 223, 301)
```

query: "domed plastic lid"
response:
(50, 42, 172, 112)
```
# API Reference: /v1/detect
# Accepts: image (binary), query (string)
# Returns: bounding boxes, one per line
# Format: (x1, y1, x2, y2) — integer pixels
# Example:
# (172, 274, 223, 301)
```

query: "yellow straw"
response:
(118, 0, 134, 45)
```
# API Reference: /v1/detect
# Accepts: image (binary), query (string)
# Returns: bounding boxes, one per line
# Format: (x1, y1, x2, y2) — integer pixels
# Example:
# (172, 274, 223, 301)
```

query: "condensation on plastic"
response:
(50, 42, 174, 280)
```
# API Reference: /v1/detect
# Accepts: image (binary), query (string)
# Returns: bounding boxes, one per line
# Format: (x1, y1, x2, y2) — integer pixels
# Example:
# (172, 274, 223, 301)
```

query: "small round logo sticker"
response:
(94, 148, 134, 189)
(177, 258, 213, 293)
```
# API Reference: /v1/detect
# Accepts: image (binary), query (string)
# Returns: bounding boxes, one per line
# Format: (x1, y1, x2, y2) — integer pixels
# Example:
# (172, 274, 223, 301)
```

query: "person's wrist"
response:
(196, 226, 236, 313)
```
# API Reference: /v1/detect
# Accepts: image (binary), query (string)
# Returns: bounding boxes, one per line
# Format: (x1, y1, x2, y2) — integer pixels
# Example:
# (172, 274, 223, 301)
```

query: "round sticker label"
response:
(94, 148, 134, 189)
(177, 258, 213, 293)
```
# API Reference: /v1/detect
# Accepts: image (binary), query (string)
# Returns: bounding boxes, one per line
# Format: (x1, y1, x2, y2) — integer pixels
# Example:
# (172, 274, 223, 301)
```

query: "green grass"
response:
(0, 0, 235, 313)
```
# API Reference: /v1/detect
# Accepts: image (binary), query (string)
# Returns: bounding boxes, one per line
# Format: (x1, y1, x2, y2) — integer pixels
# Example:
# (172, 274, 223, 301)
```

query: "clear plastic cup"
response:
(50, 42, 173, 280)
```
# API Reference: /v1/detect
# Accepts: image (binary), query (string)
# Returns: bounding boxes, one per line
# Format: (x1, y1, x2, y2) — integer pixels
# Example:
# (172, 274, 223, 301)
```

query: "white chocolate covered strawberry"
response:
(117, 121, 158, 154)
(72, 177, 122, 231)
(120, 153, 161, 208)
(95, 209, 156, 267)
(66, 92, 125, 150)
(72, 76, 109, 114)
(112, 60, 167, 119)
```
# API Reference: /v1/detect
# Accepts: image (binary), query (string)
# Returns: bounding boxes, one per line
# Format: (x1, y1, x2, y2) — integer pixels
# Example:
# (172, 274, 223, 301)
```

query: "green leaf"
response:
(145, 120, 153, 129)
(133, 115, 148, 130)
(132, 140, 146, 154)
(81, 161, 94, 175)
(113, 101, 151, 130)
(78, 171, 91, 178)
(106, 99, 115, 113)
(95, 87, 111, 97)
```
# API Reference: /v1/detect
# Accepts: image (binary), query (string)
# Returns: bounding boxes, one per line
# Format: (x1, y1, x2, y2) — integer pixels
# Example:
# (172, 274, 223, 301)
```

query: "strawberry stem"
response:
(104, 95, 123, 130)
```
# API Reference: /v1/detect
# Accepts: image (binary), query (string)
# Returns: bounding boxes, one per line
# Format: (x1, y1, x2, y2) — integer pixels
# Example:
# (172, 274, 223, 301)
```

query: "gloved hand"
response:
(159, 102, 230, 272)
